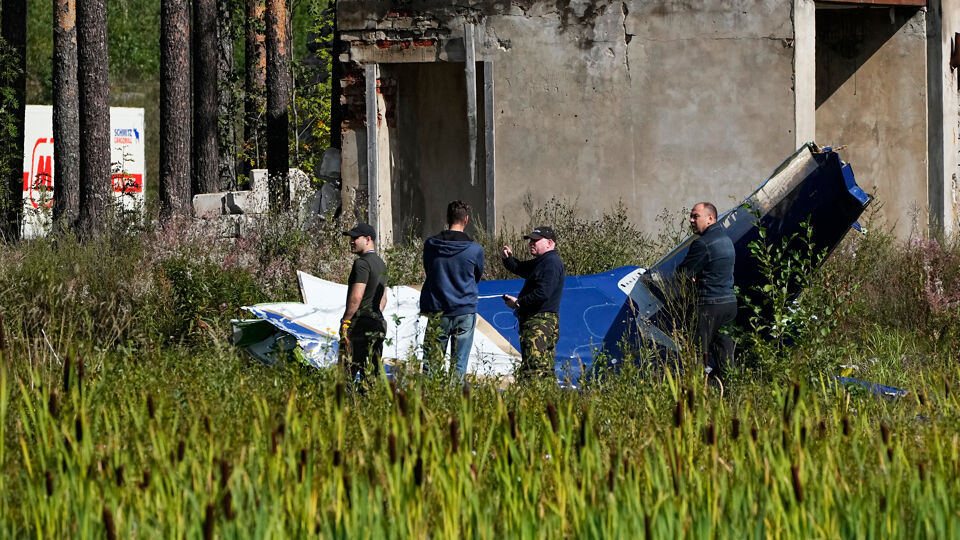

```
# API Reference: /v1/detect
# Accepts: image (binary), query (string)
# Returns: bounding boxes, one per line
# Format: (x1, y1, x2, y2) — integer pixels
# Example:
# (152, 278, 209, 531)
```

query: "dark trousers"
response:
(694, 302, 737, 375)
(517, 312, 559, 382)
(339, 315, 386, 384)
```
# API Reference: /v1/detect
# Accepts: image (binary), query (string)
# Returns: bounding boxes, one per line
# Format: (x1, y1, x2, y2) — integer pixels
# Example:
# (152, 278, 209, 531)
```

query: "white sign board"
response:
(22, 105, 146, 238)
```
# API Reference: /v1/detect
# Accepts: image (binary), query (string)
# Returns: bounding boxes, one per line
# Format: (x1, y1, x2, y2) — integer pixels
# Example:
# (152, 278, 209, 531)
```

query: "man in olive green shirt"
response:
(340, 223, 388, 384)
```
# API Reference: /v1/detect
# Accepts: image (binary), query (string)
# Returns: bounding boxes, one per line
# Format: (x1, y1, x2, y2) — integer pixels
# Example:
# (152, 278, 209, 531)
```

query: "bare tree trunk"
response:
(52, 0, 80, 230)
(244, 0, 265, 175)
(265, 0, 290, 210)
(0, 0, 26, 240)
(217, 0, 236, 191)
(76, 0, 110, 238)
(159, 0, 191, 223)
(192, 0, 219, 194)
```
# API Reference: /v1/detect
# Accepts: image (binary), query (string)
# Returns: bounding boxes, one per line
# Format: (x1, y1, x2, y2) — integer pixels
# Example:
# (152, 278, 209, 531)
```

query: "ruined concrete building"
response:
(334, 0, 960, 243)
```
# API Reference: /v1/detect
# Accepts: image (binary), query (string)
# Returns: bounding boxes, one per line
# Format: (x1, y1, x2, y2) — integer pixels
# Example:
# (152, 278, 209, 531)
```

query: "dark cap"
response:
(343, 223, 376, 238)
(523, 226, 556, 241)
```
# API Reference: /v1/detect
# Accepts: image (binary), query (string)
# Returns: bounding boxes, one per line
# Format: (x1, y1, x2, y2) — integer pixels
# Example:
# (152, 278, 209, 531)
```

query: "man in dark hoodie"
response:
(420, 200, 486, 378)
(677, 202, 737, 377)
(501, 226, 565, 381)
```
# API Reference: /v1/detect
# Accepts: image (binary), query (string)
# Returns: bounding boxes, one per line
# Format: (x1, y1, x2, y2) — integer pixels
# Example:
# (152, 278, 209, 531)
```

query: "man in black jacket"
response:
(677, 202, 737, 376)
(501, 226, 566, 381)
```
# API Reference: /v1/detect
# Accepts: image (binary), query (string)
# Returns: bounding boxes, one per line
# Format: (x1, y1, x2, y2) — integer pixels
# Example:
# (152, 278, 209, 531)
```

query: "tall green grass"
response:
(1, 200, 959, 536)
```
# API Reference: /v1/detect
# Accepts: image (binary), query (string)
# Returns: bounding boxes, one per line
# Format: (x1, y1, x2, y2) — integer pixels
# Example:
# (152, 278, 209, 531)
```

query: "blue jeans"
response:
(423, 313, 476, 378)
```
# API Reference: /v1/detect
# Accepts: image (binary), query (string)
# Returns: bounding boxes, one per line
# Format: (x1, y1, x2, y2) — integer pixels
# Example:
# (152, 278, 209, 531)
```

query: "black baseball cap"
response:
(343, 223, 376, 238)
(523, 226, 556, 241)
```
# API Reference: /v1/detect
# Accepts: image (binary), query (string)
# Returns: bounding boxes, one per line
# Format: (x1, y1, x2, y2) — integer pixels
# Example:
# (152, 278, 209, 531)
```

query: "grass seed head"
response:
(918, 461, 926, 481)
(842, 416, 850, 436)
(335, 382, 345, 408)
(343, 473, 352, 505)
(388, 432, 397, 464)
(731, 417, 740, 440)
(103, 507, 117, 540)
(48, 391, 60, 419)
(115, 466, 124, 487)
(62, 356, 72, 394)
(176, 439, 186, 463)
(222, 490, 235, 520)
(203, 502, 215, 540)
(333, 449, 342, 467)
(462, 382, 471, 400)
(139, 470, 151, 490)
(750, 426, 758, 443)
(414, 456, 423, 486)
(77, 356, 85, 391)
(546, 402, 559, 433)
(673, 401, 683, 428)
(800, 425, 807, 446)
(790, 464, 803, 503)
(881, 423, 890, 446)
(45, 470, 53, 496)
(685, 387, 694, 411)
(449, 417, 460, 453)
(704, 423, 716, 446)
(74, 417, 83, 443)
(396, 390, 407, 417)
(146, 394, 156, 420)
(879, 494, 886, 512)
(508, 410, 518, 439)
(220, 459, 232, 488)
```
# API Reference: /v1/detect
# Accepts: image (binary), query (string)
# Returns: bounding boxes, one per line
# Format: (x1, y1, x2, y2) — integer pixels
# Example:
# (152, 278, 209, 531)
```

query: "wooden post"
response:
(465, 22, 478, 187)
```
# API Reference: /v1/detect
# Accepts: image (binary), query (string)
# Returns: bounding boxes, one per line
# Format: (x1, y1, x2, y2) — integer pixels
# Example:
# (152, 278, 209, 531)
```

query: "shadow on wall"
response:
(816, 6, 921, 108)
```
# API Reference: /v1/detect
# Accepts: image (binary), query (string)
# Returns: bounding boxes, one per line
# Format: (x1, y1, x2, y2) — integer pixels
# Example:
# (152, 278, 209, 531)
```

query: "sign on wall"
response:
(22, 105, 146, 238)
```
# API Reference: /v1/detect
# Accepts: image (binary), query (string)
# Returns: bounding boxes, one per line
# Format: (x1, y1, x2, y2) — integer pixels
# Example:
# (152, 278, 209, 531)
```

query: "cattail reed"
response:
(470, 462, 478, 482)
(75, 417, 83, 442)
(396, 390, 407, 417)
(414, 456, 423, 486)
(48, 391, 60, 418)
(918, 392, 925, 406)
(271, 429, 281, 453)
(62, 355, 72, 394)
(115, 466, 124, 487)
(0, 311, 5, 352)
(644, 513, 651, 539)
(45, 470, 53, 496)
(146, 394, 156, 420)
(703, 423, 716, 446)
(790, 464, 803, 503)
(946, 378, 952, 398)
(673, 401, 683, 428)
(222, 490, 235, 520)
(800, 425, 807, 446)
(880, 423, 890, 446)
(388, 432, 397, 464)
(792, 381, 801, 405)
(546, 402, 559, 433)
(508, 410, 518, 440)
(918, 461, 926, 481)
(343, 473, 352, 505)
(202, 415, 211, 434)
(76, 356, 85, 393)
(449, 417, 460, 453)
(203, 502, 215, 540)
(879, 494, 887, 512)
(176, 439, 186, 463)
(731, 417, 740, 440)
(335, 382, 345, 408)
(333, 449, 342, 467)
(887, 447, 894, 461)
(103, 506, 117, 540)
(607, 466, 615, 492)
(298, 449, 307, 482)
(842, 416, 850, 436)
(685, 387, 694, 410)
(817, 420, 827, 438)
(462, 382, 471, 400)
(750, 426, 758, 443)
(139, 470, 151, 490)
(220, 459, 231, 489)
(578, 416, 588, 450)
(781, 391, 792, 425)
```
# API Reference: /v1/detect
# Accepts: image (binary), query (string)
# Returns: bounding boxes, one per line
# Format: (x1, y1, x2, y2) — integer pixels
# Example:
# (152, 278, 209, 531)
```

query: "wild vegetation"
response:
(1, 201, 958, 536)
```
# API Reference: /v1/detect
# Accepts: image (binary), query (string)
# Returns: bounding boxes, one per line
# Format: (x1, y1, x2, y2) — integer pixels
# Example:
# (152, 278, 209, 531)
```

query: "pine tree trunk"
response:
(265, 0, 290, 210)
(216, 0, 236, 191)
(159, 0, 192, 223)
(192, 0, 219, 194)
(0, 0, 26, 240)
(52, 0, 80, 230)
(76, 0, 110, 238)
(244, 0, 266, 175)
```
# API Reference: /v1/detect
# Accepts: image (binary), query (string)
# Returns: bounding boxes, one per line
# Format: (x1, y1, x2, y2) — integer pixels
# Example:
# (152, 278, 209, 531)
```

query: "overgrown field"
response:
(1, 202, 959, 537)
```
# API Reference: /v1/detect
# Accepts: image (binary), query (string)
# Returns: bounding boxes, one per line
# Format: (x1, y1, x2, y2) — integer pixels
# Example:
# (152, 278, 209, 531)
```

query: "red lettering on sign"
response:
(26, 138, 55, 209)
(111, 173, 143, 193)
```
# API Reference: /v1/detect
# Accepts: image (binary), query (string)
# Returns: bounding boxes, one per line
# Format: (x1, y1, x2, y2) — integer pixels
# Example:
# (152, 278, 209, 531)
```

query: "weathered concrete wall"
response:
(929, 0, 960, 235)
(337, 0, 802, 237)
(815, 6, 928, 238)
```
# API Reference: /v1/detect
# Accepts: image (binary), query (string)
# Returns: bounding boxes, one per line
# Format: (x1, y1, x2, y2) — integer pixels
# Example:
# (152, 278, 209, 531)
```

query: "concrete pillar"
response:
(794, 0, 816, 148)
